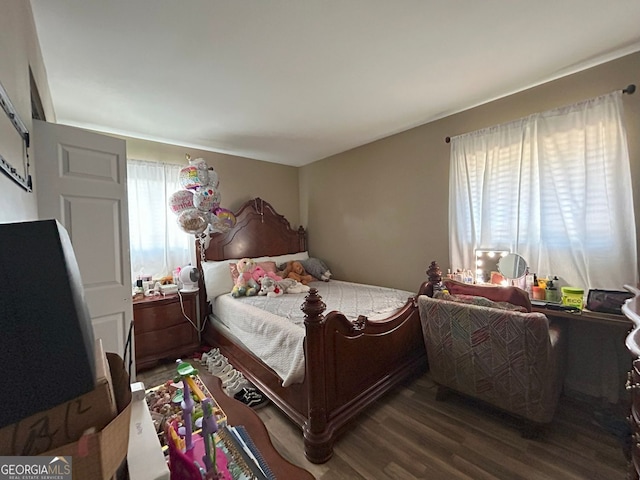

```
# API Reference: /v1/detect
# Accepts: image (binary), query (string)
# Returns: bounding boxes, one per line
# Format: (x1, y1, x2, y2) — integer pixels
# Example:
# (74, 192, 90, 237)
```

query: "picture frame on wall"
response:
(0, 80, 32, 192)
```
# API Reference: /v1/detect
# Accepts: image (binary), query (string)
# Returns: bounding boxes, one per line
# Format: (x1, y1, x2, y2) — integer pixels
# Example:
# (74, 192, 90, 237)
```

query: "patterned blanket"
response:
(212, 280, 414, 386)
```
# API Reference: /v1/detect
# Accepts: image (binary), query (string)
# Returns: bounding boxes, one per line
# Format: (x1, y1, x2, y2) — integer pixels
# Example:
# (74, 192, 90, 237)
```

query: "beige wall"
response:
(124, 137, 300, 228)
(301, 52, 640, 292)
(0, 0, 55, 223)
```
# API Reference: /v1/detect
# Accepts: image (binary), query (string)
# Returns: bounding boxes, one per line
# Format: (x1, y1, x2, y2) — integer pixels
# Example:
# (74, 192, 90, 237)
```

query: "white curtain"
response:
(449, 91, 638, 290)
(127, 160, 195, 282)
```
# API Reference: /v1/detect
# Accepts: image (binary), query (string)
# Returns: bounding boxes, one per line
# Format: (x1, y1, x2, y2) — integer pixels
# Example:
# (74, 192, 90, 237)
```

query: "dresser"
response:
(623, 285, 640, 479)
(133, 291, 201, 372)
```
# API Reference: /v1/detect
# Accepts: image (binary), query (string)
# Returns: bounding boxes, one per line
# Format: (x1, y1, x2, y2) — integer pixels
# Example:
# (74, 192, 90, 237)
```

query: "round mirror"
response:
(497, 253, 527, 279)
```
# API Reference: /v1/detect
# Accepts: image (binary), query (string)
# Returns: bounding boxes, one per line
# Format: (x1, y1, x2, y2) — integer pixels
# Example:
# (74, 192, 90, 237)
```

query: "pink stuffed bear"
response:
(231, 258, 259, 297)
(252, 265, 282, 283)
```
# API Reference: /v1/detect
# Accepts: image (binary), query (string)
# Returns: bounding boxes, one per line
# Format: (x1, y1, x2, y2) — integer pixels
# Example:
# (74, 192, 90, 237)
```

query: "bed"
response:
(196, 197, 430, 463)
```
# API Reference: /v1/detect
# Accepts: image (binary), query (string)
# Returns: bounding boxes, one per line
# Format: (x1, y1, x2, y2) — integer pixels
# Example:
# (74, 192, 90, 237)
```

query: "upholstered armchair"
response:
(418, 282, 566, 435)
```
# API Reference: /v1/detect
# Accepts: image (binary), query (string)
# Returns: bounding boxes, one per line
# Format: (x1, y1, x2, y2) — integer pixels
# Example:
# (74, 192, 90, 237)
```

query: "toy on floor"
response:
(166, 360, 232, 480)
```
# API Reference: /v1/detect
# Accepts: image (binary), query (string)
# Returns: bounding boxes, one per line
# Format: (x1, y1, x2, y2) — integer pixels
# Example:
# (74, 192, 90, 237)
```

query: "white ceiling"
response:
(29, 1, 640, 167)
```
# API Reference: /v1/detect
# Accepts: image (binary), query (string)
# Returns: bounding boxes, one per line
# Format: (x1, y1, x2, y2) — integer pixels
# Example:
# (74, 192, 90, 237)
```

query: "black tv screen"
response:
(0, 219, 96, 428)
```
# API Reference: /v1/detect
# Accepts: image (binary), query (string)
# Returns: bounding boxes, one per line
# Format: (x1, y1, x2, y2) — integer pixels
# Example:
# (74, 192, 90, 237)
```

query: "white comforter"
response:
(211, 280, 414, 386)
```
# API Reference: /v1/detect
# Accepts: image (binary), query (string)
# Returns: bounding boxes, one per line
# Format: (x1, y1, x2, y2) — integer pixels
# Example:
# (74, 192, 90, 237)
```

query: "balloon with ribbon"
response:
(176, 208, 209, 235)
(209, 189, 222, 211)
(179, 165, 207, 190)
(207, 168, 219, 189)
(193, 185, 218, 213)
(170, 155, 234, 235)
(211, 207, 237, 233)
(209, 215, 228, 234)
(168, 190, 194, 215)
(179, 157, 209, 190)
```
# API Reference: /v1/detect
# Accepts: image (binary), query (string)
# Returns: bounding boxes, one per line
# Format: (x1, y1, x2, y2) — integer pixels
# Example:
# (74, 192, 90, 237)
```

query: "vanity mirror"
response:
(474, 250, 509, 284)
(497, 253, 528, 280)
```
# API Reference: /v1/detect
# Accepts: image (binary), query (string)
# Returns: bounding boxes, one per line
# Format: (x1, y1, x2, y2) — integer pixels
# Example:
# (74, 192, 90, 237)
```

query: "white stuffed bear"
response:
(258, 276, 284, 297)
(277, 278, 311, 294)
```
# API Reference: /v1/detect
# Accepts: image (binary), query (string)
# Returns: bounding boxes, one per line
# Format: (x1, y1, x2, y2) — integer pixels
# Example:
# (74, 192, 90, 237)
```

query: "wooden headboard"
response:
(196, 197, 307, 263)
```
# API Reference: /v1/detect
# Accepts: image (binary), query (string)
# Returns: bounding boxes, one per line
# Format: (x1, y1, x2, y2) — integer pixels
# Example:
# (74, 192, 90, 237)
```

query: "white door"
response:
(33, 120, 135, 376)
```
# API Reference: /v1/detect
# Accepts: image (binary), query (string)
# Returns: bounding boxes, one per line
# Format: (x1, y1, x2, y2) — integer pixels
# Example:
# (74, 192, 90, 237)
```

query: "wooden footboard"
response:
(203, 283, 430, 463)
(196, 197, 431, 463)
(301, 287, 429, 462)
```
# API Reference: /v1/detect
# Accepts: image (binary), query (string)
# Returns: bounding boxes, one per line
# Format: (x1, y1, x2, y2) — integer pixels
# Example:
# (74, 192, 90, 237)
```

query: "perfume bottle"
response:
(525, 271, 536, 296)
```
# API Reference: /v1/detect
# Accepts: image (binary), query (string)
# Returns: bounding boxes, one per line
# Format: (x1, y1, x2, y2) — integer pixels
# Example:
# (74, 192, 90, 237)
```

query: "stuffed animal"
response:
(258, 276, 284, 297)
(277, 278, 310, 294)
(301, 258, 332, 281)
(252, 265, 282, 284)
(231, 257, 259, 297)
(280, 261, 315, 285)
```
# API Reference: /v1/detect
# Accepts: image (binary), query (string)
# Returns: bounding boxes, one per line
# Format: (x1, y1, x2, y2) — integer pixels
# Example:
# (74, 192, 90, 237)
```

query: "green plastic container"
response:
(562, 286, 584, 310)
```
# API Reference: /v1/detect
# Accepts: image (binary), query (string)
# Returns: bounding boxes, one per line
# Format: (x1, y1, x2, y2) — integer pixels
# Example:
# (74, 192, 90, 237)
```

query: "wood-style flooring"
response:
(137, 359, 629, 480)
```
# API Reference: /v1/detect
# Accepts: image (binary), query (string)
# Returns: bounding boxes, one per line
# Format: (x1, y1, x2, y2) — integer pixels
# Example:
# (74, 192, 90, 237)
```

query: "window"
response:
(127, 159, 194, 282)
(449, 92, 637, 290)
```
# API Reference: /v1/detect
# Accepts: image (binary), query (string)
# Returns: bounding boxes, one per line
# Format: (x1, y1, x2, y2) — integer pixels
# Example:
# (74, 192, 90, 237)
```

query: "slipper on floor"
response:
(234, 387, 269, 410)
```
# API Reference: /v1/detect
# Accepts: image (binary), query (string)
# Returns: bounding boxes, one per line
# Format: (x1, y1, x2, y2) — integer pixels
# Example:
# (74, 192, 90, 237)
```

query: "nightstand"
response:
(133, 291, 200, 372)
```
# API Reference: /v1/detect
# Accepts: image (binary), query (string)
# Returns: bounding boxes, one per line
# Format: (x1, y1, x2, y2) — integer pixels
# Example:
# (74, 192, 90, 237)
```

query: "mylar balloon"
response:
(211, 189, 221, 207)
(192, 157, 209, 179)
(213, 207, 237, 231)
(207, 168, 219, 189)
(168, 190, 194, 215)
(177, 208, 208, 235)
(179, 165, 207, 190)
(193, 185, 218, 212)
(208, 214, 229, 234)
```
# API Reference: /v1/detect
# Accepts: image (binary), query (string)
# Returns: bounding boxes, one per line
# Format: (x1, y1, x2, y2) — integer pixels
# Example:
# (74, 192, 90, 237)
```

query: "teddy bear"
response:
(280, 261, 315, 285)
(258, 276, 284, 297)
(231, 257, 259, 297)
(252, 265, 282, 284)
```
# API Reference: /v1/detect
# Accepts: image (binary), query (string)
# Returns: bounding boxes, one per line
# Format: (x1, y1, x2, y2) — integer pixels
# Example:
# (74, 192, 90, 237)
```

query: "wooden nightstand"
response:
(133, 291, 201, 372)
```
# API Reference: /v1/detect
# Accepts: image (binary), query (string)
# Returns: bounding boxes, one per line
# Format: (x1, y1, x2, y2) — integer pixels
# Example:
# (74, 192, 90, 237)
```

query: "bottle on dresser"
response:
(525, 271, 537, 296)
(545, 277, 562, 303)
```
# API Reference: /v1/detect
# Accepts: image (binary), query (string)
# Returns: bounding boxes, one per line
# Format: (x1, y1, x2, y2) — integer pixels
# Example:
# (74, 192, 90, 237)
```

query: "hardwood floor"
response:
(137, 360, 629, 480)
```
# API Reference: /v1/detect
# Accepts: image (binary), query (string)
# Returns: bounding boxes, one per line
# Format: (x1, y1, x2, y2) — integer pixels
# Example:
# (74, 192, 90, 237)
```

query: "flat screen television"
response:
(0, 219, 96, 428)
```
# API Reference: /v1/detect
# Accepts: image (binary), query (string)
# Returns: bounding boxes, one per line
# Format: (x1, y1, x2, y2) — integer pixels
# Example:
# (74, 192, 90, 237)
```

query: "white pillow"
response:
(255, 251, 309, 266)
(201, 260, 235, 301)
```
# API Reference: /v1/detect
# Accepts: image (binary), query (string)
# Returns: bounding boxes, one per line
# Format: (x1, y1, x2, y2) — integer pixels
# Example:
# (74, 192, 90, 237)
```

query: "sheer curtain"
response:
(127, 160, 194, 282)
(449, 91, 637, 290)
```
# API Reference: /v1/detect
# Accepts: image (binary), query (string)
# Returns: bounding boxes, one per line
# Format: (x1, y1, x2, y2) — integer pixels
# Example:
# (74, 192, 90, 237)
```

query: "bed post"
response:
(301, 288, 332, 463)
(297, 225, 307, 252)
(425, 260, 442, 298)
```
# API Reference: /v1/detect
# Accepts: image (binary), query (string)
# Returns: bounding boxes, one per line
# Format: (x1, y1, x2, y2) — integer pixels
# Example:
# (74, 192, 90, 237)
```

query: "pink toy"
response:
(167, 361, 232, 479)
(166, 421, 231, 480)
(231, 258, 259, 297)
(252, 265, 282, 283)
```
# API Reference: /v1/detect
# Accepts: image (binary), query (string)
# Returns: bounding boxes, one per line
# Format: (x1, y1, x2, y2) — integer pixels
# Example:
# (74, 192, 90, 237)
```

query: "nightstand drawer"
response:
(132, 292, 200, 372)
(134, 296, 195, 333)
(135, 322, 198, 360)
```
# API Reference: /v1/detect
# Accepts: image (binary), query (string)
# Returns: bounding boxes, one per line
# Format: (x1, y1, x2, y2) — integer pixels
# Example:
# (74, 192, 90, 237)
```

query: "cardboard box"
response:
(42, 352, 132, 480)
(0, 339, 117, 456)
(127, 382, 170, 480)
